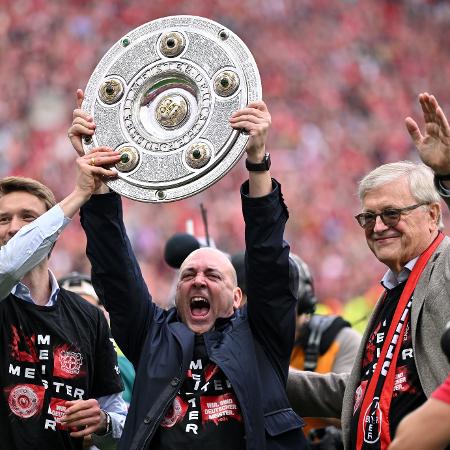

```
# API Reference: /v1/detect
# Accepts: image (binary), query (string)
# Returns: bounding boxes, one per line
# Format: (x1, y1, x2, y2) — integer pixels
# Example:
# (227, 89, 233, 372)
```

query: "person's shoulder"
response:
(433, 235, 450, 257)
(0, 293, 14, 307)
(428, 235, 450, 275)
(336, 325, 362, 342)
(58, 288, 102, 316)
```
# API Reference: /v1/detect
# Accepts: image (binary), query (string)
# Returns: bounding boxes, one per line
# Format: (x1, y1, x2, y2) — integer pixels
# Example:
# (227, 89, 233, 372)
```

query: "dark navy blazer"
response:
(80, 180, 307, 450)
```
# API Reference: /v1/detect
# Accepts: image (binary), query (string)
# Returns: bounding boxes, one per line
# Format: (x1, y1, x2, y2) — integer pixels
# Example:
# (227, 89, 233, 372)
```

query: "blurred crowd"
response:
(2, 0, 450, 310)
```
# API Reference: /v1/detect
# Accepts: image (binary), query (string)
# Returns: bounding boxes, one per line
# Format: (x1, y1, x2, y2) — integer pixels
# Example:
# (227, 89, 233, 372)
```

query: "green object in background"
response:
(117, 355, 135, 404)
(114, 343, 135, 405)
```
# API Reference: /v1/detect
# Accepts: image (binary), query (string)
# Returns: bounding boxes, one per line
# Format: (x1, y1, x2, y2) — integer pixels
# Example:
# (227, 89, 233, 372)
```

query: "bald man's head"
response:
(176, 247, 242, 334)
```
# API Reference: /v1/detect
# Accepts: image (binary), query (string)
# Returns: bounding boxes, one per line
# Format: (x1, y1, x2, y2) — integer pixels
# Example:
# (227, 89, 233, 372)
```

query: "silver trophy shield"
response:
(82, 15, 262, 202)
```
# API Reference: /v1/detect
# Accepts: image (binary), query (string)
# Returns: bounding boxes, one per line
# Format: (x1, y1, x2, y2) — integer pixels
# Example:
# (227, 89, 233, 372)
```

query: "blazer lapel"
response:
(411, 237, 448, 345)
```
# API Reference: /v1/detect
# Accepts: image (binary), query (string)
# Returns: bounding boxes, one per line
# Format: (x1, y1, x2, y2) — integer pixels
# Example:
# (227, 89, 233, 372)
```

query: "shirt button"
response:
(144, 417, 151, 424)
(171, 377, 180, 386)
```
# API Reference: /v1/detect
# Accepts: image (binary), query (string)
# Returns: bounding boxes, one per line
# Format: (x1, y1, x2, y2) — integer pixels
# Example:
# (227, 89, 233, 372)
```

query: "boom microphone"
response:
(164, 233, 201, 269)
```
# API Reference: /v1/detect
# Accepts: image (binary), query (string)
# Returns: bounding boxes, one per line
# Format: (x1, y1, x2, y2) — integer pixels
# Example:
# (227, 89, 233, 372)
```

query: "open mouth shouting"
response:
(190, 297, 211, 318)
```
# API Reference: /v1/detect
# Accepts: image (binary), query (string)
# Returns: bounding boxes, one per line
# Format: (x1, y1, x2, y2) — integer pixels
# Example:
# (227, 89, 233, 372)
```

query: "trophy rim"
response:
(82, 15, 262, 202)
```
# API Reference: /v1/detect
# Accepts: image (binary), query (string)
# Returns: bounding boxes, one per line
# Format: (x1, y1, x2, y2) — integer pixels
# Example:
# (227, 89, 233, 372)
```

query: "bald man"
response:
(70, 92, 307, 450)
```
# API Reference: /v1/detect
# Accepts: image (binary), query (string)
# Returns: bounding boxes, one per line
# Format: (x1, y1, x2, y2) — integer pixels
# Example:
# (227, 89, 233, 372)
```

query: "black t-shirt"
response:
(350, 283, 426, 449)
(0, 290, 123, 450)
(151, 335, 245, 450)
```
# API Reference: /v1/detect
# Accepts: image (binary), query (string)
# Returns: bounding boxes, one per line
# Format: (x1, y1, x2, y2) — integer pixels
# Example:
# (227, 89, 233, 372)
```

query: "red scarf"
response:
(356, 232, 444, 449)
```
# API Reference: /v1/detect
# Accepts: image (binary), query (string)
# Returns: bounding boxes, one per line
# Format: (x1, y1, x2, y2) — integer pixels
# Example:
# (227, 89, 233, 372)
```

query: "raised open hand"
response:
(405, 92, 450, 175)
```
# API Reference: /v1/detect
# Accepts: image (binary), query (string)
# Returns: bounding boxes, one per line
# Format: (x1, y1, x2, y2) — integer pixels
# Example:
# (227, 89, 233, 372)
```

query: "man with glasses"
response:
(288, 92, 450, 450)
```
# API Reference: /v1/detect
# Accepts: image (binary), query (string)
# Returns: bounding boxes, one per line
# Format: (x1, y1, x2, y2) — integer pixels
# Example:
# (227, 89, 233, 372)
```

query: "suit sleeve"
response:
(332, 327, 362, 374)
(241, 179, 297, 381)
(80, 192, 162, 366)
(287, 368, 348, 419)
(91, 306, 124, 397)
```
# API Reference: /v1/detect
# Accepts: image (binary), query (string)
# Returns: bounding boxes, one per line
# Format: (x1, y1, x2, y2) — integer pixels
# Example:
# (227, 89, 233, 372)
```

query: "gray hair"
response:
(357, 161, 443, 229)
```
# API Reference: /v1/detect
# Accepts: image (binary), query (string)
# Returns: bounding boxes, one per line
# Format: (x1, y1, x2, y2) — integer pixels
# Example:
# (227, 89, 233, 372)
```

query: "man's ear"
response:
(233, 287, 243, 309)
(429, 202, 441, 230)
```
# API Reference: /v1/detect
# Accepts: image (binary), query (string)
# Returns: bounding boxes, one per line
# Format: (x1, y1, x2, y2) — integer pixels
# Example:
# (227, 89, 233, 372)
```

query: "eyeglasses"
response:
(355, 202, 429, 229)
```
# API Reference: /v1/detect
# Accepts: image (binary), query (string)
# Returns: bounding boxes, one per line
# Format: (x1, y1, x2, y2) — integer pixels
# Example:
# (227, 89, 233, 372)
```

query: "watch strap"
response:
(245, 153, 271, 172)
(96, 410, 111, 435)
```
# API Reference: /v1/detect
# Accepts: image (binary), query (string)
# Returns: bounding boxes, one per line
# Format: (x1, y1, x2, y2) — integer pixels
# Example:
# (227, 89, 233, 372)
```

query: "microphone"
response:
(164, 233, 201, 269)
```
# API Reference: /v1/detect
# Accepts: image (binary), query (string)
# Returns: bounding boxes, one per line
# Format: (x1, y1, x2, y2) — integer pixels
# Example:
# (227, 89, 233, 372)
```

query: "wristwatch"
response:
(96, 410, 111, 435)
(245, 153, 271, 172)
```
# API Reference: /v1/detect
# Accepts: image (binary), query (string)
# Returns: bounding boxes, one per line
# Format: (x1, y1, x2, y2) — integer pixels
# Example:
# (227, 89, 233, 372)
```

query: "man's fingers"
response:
(88, 146, 117, 155)
(69, 124, 94, 139)
(78, 151, 121, 177)
(81, 148, 119, 161)
(230, 119, 264, 131)
(230, 114, 267, 124)
(436, 107, 450, 138)
(97, 167, 118, 178)
(67, 415, 101, 438)
(246, 101, 268, 111)
(428, 94, 439, 112)
(63, 412, 100, 426)
(419, 92, 432, 115)
(76, 89, 85, 109)
(405, 117, 422, 145)
(80, 164, 118, 177)
(79, 159, 120, 173)
(231, 122, 265, 136)
(69, 425, 96, 438)
(72, 108, 93, 122)
(230, 108, 267, 120)
(72, 116, 95, 129)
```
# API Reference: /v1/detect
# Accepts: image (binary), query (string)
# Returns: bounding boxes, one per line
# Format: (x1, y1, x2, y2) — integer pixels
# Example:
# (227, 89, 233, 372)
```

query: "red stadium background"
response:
(2, 0, 449, 323)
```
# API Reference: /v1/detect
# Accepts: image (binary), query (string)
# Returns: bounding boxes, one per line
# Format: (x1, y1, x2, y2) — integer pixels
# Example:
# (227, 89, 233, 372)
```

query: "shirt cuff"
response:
(92, 411, 126, 444)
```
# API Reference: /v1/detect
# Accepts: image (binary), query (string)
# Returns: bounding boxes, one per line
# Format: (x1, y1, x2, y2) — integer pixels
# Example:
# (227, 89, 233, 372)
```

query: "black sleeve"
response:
(91, 309, 124, 398)
(241, 179, 297, 382)
(80, 193, 164, 367)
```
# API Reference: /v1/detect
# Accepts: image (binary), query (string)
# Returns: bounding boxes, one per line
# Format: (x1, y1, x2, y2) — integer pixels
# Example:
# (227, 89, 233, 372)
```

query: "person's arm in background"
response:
(287, 369, 348, 419)
(331, 327, 362, 374)
(0, 147, 119, 302)
(388, 373, 450, 450)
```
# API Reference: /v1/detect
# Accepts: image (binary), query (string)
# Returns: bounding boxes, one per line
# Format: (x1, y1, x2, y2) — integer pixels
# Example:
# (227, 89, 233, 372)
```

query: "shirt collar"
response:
(380, 257, 418, 290)
(11, 269, 60, 306)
